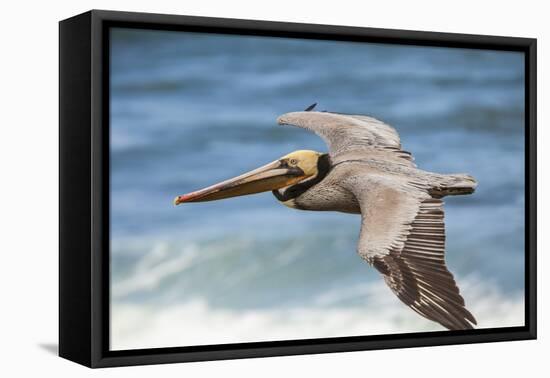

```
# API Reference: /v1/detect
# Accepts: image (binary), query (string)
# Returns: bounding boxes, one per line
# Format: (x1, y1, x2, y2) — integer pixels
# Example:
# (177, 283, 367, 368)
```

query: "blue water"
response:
(109, 28, 525, 349)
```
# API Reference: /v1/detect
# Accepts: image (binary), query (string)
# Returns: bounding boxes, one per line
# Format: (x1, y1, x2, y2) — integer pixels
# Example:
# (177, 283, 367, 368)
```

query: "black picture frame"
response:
(59, 9, 537, 368)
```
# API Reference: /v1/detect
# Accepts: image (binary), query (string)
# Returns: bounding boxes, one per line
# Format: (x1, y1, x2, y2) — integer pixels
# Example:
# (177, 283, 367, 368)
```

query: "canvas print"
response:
(109, 28, 525, 350)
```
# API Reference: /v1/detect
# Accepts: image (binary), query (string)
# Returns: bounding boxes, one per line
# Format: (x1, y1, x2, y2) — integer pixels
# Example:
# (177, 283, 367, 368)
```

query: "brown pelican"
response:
(174, 104, 478, 330)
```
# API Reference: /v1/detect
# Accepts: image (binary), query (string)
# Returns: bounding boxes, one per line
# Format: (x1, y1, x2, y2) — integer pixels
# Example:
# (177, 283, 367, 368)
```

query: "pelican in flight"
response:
(174, 104, 478, 330)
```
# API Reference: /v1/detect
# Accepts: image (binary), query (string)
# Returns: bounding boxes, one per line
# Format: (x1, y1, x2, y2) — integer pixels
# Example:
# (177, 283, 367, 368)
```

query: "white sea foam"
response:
(111, 277, 524, 351)
(110, 237, 524, 351)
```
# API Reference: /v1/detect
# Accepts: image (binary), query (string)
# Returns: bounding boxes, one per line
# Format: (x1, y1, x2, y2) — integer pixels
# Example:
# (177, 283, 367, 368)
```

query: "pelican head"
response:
(174, 150, 329, 205)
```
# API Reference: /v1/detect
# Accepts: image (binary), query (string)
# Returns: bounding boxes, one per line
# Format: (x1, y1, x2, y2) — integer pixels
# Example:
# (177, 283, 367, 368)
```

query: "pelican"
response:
(174, 104, 478, 330)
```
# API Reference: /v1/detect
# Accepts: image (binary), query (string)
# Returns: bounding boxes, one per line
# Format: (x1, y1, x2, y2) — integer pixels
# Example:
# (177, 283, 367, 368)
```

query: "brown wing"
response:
(277, 111, 415, 166)
(344, 175, 476, 330)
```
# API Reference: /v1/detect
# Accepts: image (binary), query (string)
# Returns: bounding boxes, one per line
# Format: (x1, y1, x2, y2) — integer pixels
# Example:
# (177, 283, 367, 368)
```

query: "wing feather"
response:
(343, 175, 476, 330)
(277, 111, 415, 165)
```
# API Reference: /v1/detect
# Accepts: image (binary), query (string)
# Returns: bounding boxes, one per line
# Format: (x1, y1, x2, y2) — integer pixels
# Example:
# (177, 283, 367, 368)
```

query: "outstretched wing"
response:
(277, 111, 414, 165)
(342, 174, 476, 330)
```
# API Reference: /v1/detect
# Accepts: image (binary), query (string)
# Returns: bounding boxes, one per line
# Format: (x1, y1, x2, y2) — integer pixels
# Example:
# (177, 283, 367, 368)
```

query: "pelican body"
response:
(175, 105, 478, 330)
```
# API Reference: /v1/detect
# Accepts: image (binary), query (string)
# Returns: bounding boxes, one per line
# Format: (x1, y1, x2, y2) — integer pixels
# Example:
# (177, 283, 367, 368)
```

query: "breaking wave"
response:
(111, 276, 524, 350)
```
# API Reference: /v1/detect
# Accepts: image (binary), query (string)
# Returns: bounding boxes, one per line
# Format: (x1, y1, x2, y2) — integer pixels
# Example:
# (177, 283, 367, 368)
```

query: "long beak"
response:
(174, 160, 306, 205)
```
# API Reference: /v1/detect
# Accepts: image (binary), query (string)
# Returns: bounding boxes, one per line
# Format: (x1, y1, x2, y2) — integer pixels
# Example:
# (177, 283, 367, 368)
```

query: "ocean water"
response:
(109, 28, 526, 350)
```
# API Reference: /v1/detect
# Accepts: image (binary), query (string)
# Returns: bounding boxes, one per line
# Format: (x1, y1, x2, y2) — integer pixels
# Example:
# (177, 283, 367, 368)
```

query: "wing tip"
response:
(304, 102, 317, 111)
(277, 103, 318, 125)
(276, 111, 309, 126)
(276, 114, 289, 125)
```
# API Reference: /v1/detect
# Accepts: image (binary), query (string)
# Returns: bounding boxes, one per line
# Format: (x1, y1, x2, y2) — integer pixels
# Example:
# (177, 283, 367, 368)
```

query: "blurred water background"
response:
(109, 28, 525, 350)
